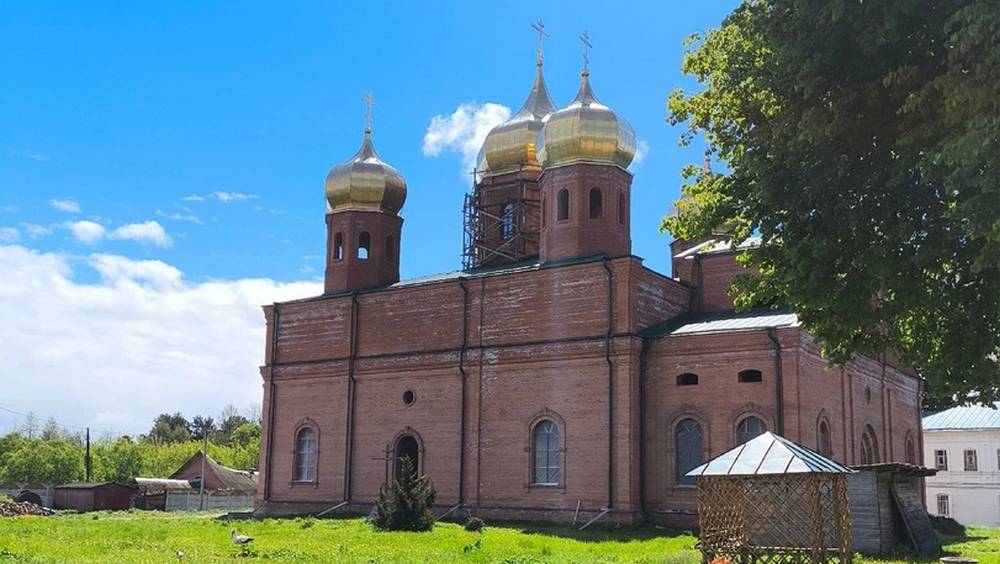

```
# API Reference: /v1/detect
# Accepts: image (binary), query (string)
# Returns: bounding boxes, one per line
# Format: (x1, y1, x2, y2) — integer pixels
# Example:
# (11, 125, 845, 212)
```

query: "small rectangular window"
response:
(738, 369, 763, 383)
(934, 450, 948, 470)
(936, 494, 950, 516)
(964, 449, 978, 471)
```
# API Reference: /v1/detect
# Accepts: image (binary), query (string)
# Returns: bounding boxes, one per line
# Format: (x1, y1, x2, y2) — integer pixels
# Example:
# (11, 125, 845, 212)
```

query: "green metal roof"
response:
(687, 432, 855, 477)
(640, 307, 798, 339)
(923, 403, 1000, 431)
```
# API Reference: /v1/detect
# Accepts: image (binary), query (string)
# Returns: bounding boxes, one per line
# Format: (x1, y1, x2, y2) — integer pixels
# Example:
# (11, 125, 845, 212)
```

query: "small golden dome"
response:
(477, 61, 557, 176)
(325, 128, 407, 215)
(537, 70, 636, 170)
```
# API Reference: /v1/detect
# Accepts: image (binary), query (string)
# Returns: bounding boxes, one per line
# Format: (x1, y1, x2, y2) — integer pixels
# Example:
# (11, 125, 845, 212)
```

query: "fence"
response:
(164, 491, 253, 512)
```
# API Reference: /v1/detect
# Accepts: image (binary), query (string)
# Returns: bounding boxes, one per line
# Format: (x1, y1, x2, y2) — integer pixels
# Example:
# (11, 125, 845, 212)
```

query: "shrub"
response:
(464, 517, 485, 532)
(370, 455, 436, 532)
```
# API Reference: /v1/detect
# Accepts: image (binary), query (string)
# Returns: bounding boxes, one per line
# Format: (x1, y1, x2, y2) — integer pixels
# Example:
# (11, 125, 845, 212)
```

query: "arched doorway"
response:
(394, 435, 419, 479)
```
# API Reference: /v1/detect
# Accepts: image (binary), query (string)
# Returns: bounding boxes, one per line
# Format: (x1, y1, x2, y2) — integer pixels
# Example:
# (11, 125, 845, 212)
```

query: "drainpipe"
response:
(343, 291, 359, 503)
(264, 303, 280, 501)
(767, 328, 785, 435)
(695, 254, 704, 313)
(457, 277, 469, 506)
(638, 337, 651, 520)
(602, 258, 614, 511)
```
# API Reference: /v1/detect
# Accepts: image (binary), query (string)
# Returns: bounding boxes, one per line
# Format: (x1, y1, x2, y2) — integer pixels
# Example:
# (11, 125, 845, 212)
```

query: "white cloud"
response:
(632, 140, 650, 167)
(26, 152, 49, 162)
(50, 199, 82, 213)
(213, 191, 258, 203)
(182, 195, 205, 202)
(89, 253, 182, 290)
(0, 244, 320, 435)
(19, 223, 53, 238)
(422, 102, 511, 175)
(0, 227, 19, 243)
(109, 221, 172, 247)
(156, 209, 203, 225)
(67, 220, 106, 244)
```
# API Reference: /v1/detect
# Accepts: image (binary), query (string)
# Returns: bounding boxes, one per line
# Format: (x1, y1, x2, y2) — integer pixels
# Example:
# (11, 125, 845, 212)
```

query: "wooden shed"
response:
(52, 482, 136, 512)
(848, 463, 938, 557)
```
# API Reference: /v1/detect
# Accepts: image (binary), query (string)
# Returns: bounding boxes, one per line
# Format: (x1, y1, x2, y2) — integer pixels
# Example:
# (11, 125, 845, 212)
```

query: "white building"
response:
(923, 403, 1000, 526)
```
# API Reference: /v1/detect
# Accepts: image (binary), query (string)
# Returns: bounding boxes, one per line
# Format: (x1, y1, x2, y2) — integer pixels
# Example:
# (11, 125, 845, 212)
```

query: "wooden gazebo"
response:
(687, 432, 855, 564)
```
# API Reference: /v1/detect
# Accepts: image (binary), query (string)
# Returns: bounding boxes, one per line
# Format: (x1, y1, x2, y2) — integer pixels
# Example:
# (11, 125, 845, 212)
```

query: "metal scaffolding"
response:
(462, 168, 539, 270)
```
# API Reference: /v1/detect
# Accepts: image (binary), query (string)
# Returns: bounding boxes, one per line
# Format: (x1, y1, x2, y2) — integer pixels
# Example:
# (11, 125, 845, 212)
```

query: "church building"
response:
(254, 37, 923, 524)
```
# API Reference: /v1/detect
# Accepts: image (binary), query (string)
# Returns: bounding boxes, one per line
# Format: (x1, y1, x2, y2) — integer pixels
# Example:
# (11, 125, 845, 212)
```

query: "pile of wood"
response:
(0, 501, 54, 517)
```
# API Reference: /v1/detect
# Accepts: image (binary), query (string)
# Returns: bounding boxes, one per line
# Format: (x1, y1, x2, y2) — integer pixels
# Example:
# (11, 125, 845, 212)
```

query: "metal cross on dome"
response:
(531, 19, 549, 64)
(579, 31, 592, 71)
(363, 92, 374, 132)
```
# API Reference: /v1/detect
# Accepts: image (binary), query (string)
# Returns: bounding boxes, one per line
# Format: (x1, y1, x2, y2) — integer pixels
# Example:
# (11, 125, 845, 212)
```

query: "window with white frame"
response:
(934, 449, 948, 470)
(294, 427, 317, 482)
(964, 449, 978, 471)
(532, 420, 560, 485)
(936, 494, 950, 517)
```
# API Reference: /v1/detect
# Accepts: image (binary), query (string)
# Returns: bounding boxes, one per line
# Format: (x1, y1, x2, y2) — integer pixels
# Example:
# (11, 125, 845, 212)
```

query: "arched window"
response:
(500, 203, 515, 240)
(905, 435, 916, 465)
(294, 428, 317, 482)
(738, 369, 763, 383)
(676, 373, 699, 386)
(617, 192, 626, 225)
(333, 232, 343, 261)
(589, 188, 602, 219)
(675, 418, 703, 485)
(557, 189, 569, 221)
(736, 416, 766, 445)
(860, 425, 879, 464)
(818, 419, 833, 457)
(385, 235, 394, 261)
(532, 420, 560, 485)
(358, 231, 370, 259)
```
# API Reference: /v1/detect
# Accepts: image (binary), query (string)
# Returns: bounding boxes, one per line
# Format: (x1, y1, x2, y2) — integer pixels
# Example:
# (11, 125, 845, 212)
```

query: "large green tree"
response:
(1, 440, 84, 484)
(665, 0, 999, 407)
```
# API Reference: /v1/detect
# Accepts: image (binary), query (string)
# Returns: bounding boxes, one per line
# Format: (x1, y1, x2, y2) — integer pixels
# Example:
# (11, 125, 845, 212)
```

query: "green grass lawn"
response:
(0, 511, 996, 563)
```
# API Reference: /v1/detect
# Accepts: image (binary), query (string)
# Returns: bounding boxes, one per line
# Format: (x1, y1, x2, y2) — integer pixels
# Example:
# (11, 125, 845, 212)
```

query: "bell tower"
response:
(536, 35, 637, 263)
(324, 94, 407, 293)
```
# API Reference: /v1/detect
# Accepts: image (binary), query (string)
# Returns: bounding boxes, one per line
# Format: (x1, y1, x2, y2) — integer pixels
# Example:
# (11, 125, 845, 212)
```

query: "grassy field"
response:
(0, 511, 997, 563)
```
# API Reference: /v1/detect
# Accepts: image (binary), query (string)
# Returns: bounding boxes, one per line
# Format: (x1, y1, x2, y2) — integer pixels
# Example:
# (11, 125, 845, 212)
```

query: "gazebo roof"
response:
(687, 432, 855, 477)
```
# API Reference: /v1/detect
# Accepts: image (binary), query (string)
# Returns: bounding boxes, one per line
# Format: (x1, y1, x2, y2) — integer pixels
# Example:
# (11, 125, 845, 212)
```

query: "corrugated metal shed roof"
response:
(640, 307, 799, 338)
(687, 432, 854, 477)
(923, 403, 1000, 430)
(133, 478, 193, 492)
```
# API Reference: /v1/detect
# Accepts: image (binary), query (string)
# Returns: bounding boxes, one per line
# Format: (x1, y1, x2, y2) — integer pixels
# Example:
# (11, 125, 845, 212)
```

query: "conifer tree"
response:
(370, 455, 436, 532)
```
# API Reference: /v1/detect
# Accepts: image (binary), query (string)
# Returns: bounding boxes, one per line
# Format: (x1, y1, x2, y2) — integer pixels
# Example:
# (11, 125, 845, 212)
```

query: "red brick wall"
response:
(539, 164, 632, 262)
(324, 211, 402, 293)
(257, 252, 923, 523)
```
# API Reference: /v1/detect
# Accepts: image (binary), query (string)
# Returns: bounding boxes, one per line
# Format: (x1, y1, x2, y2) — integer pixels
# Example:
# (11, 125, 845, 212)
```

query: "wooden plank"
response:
(890, 481, 940, 556)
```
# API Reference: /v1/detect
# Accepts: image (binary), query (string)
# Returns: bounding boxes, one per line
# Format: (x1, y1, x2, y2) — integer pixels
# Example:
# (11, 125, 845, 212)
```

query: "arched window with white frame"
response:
(736, 416, 767, 445)
(532, 420, 560, 485)
(294, 427, 317, 482)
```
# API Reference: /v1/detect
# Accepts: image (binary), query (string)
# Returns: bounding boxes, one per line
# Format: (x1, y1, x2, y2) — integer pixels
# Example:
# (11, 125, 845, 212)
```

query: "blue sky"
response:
(0, 1, 738, 434)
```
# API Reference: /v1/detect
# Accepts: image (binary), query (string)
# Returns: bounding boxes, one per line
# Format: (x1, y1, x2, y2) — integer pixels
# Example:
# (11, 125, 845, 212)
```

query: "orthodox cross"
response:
(579, 31, 592, 71)
(363, 92, 374, 132)
(371, 443, 394, 486)
(531, 19, 548, 64)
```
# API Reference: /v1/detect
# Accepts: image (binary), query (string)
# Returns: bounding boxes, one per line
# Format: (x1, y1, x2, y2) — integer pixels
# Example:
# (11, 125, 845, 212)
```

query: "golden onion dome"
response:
(325, 127, 407, 215)
(477, 61, 557, 176)
(536, 69, 636, 170)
